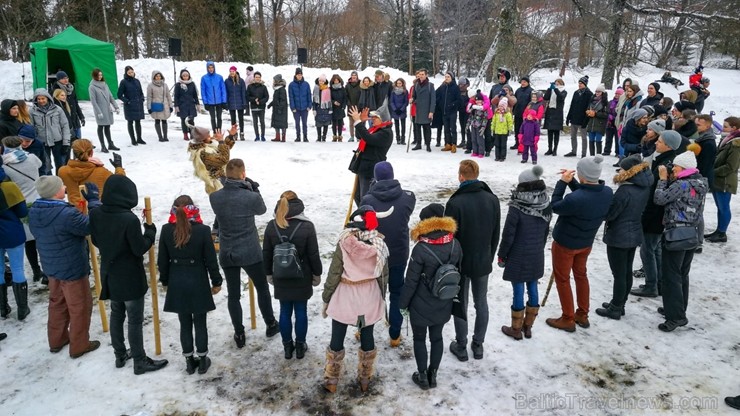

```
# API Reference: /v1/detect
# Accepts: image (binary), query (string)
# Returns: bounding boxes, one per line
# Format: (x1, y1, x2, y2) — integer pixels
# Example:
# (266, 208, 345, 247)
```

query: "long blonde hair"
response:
(275, 190, 298, 229)
(52, 89, 71, 114)
(15, 100, 31, 124)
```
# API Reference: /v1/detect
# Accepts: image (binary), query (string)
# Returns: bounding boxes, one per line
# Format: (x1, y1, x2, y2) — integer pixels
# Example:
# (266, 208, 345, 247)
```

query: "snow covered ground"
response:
(1, 59, 739, 415)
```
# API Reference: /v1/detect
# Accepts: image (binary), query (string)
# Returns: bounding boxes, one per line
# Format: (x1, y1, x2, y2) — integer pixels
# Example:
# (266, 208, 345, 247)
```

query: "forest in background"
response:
(1, 0, 739, 88)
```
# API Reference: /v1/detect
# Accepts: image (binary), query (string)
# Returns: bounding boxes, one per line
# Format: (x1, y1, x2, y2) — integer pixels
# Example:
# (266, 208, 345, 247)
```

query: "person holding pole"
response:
(90, 175, 168, 374)
(28, 176, 100, 358)
(348, 103, 393, 205)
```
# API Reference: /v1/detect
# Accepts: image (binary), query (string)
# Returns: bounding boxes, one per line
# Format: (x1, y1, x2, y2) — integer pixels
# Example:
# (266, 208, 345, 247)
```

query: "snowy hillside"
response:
(1, 59, 739, 415)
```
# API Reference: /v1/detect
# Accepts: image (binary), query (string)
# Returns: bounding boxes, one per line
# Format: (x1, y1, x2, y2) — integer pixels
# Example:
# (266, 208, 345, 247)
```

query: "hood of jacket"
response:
(205, 61, 216, 74)
(151, 70, 164, 82)
(101, 175, 138, 209)
(273, 197, 305, 218)
(695, 130, 716, 144)
(63, 160, 101, 183)
(33, 88, 54, 109)
(613, 162, 653, 187)
(360, 81, 375, 90)
(1, 99, 16, 116)
(341, 233, 378, 259)
(368, 179, 403, 202)
(411, 216, 457, 241)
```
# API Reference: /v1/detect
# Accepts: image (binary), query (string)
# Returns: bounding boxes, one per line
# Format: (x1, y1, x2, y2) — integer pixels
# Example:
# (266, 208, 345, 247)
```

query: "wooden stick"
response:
(78, 185, 108, 333)
(144, 197, 162, 355)
(541, 271, 556, 307)
(248, 279, 257, 330)
(344, 175, 359, 225)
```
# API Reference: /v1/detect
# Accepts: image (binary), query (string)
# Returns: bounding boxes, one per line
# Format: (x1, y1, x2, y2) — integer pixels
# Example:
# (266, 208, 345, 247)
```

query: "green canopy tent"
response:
(30, 26, 118, 101)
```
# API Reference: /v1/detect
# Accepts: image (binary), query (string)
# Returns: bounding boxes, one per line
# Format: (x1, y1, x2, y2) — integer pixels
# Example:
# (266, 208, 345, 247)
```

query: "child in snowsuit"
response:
(491, 97, 514, 162)
(519, 109, 540, 164)
(466, 91, 489, 158)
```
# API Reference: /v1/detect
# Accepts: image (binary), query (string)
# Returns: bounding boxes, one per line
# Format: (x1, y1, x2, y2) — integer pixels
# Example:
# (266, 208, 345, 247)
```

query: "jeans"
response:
(178, 312, 208, 356)
(279, 300, 308, 343)
(552, 241, 592, 320)
(588, 132, 603, 142)
(252, 110, 265, 138)
(640, 232, 662, 291)
(570, 124, 588, 155)
(330, 320, 374, 352)
(223, 262, 276, 334)
(511, 280, 539, 310)
(48, 276, 92, 356)
(661, 247, 694, 321)
(0, 244, 26, 283)
(45, 141, 67, 175)
(453, 274, 489, 345)
(293, 109, 308, 139)
(493, 134, 508, 159)
(110, 296, 146, 361)
(205, 104, 223, 132)
(412, 323, 444, 373)
(442, 112, 457, 145)
(229, 109, 245, 132)
(713, 191, 732, 232)
(75, 127, 82, 139)
(604, 127, 616, 154)
(388, 264, 405, 340)
(606, 246, 636, 308)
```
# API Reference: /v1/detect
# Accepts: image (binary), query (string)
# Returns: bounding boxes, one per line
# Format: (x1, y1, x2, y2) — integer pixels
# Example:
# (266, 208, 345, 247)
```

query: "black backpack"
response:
(419, 240, 461, 300)
(272, 221, 303, 280)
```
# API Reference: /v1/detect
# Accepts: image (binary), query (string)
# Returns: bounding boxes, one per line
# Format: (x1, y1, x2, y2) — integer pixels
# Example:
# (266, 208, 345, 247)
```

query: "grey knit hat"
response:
(576, 155, 605, 183)
(36, 176, 64, 199)
(518, 165, 544, 184)
(660, 130, 682, 151)
(648, 119, 666, 134)
(631, 108, 648, 121)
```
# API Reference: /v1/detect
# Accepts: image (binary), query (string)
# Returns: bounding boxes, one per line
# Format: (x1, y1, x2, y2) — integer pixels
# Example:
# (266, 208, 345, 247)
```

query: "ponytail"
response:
(275, 190, 298, 229)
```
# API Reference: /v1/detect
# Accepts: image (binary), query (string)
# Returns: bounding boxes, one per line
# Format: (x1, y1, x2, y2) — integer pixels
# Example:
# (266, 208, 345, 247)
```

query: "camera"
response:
(664, 162, 674, 173)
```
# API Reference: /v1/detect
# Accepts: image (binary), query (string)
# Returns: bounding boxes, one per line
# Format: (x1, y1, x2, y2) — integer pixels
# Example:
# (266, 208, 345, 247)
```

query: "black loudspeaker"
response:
(169, 38, 182, 57)
(297, 48, 307, 64)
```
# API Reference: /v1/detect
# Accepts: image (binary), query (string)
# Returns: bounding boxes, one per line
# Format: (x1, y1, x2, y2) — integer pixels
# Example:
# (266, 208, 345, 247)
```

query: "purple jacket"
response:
(519, 119, 541, 146)
(390, 90, 409, 120)
(607, 97, 619, 129)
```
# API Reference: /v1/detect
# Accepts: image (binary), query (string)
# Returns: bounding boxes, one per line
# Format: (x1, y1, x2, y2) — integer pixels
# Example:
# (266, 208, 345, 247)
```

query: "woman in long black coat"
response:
(399, 203, 463, 391)
(268, 74, 288, 141)
(262, 192, 322, 359)
(117, 66, 146, 146)
(174, 69, 200, 141)
(544, 79, 567, 155)
(158, 195, 223, 375)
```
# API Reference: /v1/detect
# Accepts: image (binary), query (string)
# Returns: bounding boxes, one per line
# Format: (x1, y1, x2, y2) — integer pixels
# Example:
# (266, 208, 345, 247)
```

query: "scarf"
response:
(59, 82, 74, 95)
(179, 80, 192, 91)
(331, 83, 343, 90)
(338, 228, 389, 278)
(720, 130, 740, 148)
(168, 204, 203, 224)
(509, 189, 552, 222)
(153, 79, 163, 87)
(548, 92, 558, 109)
(368, 120, 393, 134)
(497, 107, 507, 123)
(418, 233, 454, 245)
(1, 176, 25, 214)
(2, 148, 28, 165)
(393, 87, 405, 95)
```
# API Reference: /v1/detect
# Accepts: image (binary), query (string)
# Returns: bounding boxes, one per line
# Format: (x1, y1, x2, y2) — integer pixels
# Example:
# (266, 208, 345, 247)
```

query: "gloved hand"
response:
(498, 90, 506, 97)
(114, 109, 120, 115)
(143, 222, 157, 240)
(245, 177, 260, 192)
(109, 152, 123, 169)
(497, 257, 506, 268)
(322, 303, 329, 319)
(147, 109, 152, 114)
(517, 133, 523, 141)
(81, 182, 100, 202)
(312, 275, 321, 286)
(550, 82, 556, 90)
(80, 119, 86, 126)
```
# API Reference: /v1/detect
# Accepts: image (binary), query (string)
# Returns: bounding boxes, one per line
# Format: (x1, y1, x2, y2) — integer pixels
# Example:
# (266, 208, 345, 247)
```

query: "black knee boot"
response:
(98, 137, 108, 153)
(12, 282, 29, 320)
(596, 141, 602, 155)
(0, 283, 10, 318)
(589, 141, 596, 156)
(154, 122, 164, 142)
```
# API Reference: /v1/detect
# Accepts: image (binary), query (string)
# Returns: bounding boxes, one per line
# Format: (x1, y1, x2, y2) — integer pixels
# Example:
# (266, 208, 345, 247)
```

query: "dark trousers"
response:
(453, 274, 489, 345)
(110, 296, 146, 361)
(45, 142, 67, 175)
(388, 264, 405, 340)
(603, 126, 617, 155)
(223, 263, 275, 334)
(178, 312, 208, 356)
(412, 323, 444, 373)
(458, 111, 469, 144)
(279, 300, 308, 343)
(484, 119, 493, 152)
(316, 125, 328, 141)
(252, 110, 265, 138)
(126, 120, 142, 142)
(442, 112, 457, 145)
(640, 232, 662, 291)
(24, 240, 41, 272)
(293, 109, 308, 139)
(154, 119, 168, 140)
(229, 109, 245, 132)
(354, 174, 373, 205)
(606, 246, 636, 308)
(547, 130, 560, 153)
(414, 123, 431, 145)
(330, 319, 374, 352)
(661, 248, 694, 321)
(97, 125, 112, 149)
(393, 118, 406, 143)
(493, 134, 508, 159)
(180, 117, 194, 133)
(205, 104, 223, 131)
(332, 119, 345, 137)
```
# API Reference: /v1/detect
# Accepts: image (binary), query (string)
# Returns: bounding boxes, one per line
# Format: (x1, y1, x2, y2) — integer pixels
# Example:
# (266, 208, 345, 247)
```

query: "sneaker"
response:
(266, 321, 280, 338)
(71, 340, 101, 359)
(449, 340, 469, 362)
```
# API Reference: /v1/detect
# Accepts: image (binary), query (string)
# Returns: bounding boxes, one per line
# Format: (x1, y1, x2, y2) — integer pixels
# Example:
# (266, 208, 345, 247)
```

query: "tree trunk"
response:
(126, 0, 139, 58)
(141, 0, 152, 57)
(408, 0, 413, 74)
(257, 0, 268, 62)
(656, 0, 689, 68)
(600, 0, 626, 89)
(361, 0, 369, 69)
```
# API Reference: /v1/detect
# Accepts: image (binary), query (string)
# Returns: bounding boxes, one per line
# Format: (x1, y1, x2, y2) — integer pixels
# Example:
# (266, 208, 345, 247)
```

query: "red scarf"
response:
(356, 121, 392, 153)
(168, 205, 203, 224)
(419, 233, 454, 245)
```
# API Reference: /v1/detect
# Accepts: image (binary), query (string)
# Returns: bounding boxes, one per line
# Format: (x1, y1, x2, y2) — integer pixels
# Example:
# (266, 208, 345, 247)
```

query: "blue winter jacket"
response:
(0, 172, 27, 249)
(289, 76, 312, 111)
(390, 90, 409, 120)
(552, 179, 613, 250)
(28, 198, 98, 281)
(200, 62, 227, 105)
(224, 76, 248, 111)
(361, 179, 416, 267)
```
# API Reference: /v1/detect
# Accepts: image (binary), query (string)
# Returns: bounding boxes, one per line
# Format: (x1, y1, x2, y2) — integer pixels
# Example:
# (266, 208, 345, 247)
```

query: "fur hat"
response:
(373, 161, 394, 181)
(631, 108, 648, 121)
(576, 155, 605, 182)
(579, 75, 589, 85)
(189, 126, 211, 144)
(347, 205, 379, 231)
(419, 203, 444, 220)
(660, 130, 682, 151)
(368, 100, 391, 123)
(673, 143, 700, 169)
(518, 165, 544, 184)
(56, 71, 68, 80)
(619, 154, 643, 171)
(36, 176, 63, 199)
(648, 119, 666, 134)
(497, 68, 511, 82)
(18, 125, 36, 140)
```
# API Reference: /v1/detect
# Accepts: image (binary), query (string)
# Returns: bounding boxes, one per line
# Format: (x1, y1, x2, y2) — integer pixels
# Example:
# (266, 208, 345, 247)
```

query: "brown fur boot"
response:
(522, 305, 540, 339)
(501, 308, 524, 340)
(323, 348, 345, 393)
(357, 348, 378, 392)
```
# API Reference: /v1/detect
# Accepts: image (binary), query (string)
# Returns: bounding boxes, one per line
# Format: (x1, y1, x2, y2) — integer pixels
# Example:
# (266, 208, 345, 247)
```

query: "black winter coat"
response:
(603, 163, 654, 248)
(117, 75, 146, 121)
(158, 222, 223, 314)
(640, 92, 663, 109)
(642, 151, 676, 234)
(0, 100, 22, 139)
(174, 81, 199, 119)
(695, 130, 717, 189)
(374, 81, 392, 108)
(358, 84, 377, 111)
(444, 180, 500, 277)
(438, 81, 460, 116)
(360, 179, 416, 267)
(262, 198, 322, 301)
(345, 81, 361, 107)
(51, 82, 85, 129)
(90, 175, 154, 302)
(586, 96, 609, 134)
(620, 118, 646, 156)
(331, 86, 347, 120)
(399, 217, 463, 327)
(514, 85, 533, 118)
(247, 81, 270, 112)
(268, 86, 289, 129)
(566, 87, 593, 127)
(54, 98, 78, 138)
(543, 88, 567, 131)
(355, 122, 393, 178)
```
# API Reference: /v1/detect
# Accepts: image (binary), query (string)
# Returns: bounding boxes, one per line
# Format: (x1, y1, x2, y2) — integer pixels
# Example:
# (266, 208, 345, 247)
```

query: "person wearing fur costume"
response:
(399, 203, 462, 390)
(321, 205, 390, 394)
(187, 124, 237, 195)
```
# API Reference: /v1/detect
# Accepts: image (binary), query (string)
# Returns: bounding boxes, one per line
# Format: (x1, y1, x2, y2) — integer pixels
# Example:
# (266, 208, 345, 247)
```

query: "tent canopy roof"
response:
(31, 26, 112, 51)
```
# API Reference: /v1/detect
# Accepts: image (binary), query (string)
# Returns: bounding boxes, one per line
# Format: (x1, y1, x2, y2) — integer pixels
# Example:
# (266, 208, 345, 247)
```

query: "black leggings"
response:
(547, 130, 560, 152)
(180, 117, 194, 132)
(127, 120, 142, 141)
(393, 118, 406, 142)
(330, 320, 374, 352)
(222, 262, 275, 334)
(206, 104, 223, 132)
(97, 125, 111, 143)
(252, 111, 265, 138)
(316, 125, 328, 141)
(24, 240, 40, 272)
(412, 323, 444, 372)
(154, 119, 168, 139)
(229, 109, 245, 132)
(332, 119, 344, 136)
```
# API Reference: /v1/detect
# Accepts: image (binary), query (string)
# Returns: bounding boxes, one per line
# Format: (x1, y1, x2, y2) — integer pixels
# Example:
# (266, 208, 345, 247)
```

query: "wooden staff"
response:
(541, 271, 556, 307)
(144, 197, 161, 355)
(248, 280, 256, 330)
(78, 185, 108, 332)
(344, 175, 359, 225)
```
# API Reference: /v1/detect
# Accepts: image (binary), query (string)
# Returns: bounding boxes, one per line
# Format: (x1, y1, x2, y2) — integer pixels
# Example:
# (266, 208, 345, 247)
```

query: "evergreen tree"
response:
(224, 0, 254, 61)
(384, 2, 432, 72)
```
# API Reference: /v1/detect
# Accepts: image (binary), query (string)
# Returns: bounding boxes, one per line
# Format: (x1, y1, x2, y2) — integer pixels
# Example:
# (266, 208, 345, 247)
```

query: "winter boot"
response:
(596, 141, 602, 155)
(284, 341, 295, 359)
(427, 367, 438, 388)
(295, 342, 308, 359)
(357, 348, 377, 393)
(155, 123, 164, 142)
(12, 282, 29, 320)
(412, 370, 430, 390)
(501, 308, 525, 340)
(185, 355, 198, 375)
(31, 265, 42, 283)
(574, 311, 590, 328)
(323, 347, 345, 393)
(133, 356, 169, 375)
(183, 132, 190, 141)
(332, 135, 338, 142)
(266, 320, 280, 338)
(442, 143, 452, 151)
(595, 303, 623, 320)
(726, 396, 740, 410)
(272, 131, 282, 142)
(449, 340, 468, 362)
(589, 141, 596, 156)
(706, 232, 727, 243)
(412, 143, 422, 151)
(545, 316, 576, 332)
(130, 134, 138, 146)
(197, 355, 211, 374)
(107, 138, 120, 151)
(162, 123, 169, 141)
(239, 132, 245, 141)
(450, 144, 457, 153)
(233, 331, 246, 348)
(136, 137, 147, 145)
(522, 305, 540, 339)
(98, 137, 108, 153)
(471, 341, 484, 359)
(0, 283, 10, 319)
(115, 349, 132, 368)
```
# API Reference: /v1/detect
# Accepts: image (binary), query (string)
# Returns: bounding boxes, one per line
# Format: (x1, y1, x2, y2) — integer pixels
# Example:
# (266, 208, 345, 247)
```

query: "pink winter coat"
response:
(323, 235, 389, 327)
(468, 94, 493, 119)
